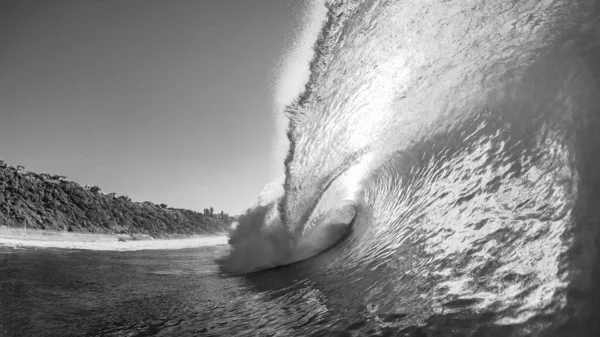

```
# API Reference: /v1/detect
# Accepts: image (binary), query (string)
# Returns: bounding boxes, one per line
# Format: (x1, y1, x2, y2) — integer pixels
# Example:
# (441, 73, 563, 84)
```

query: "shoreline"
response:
(0, 226, 229, 251)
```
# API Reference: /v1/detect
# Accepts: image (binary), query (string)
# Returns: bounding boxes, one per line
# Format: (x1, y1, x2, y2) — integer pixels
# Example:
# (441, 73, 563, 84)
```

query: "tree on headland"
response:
(0, 165, 231, 236)
(119, 195, 131, 202)
(201, 207, 229, 218)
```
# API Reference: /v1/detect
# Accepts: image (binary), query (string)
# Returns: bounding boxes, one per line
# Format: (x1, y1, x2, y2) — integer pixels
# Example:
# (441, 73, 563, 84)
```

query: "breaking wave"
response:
(223, 0, 600, 333)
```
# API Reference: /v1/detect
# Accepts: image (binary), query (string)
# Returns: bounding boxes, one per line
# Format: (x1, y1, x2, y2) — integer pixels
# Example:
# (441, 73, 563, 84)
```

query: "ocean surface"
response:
(3, 0, 600, 335)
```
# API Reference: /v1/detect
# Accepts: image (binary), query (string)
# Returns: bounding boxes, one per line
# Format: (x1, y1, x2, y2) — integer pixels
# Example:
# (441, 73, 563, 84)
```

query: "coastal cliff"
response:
(0, 165, 230, 238)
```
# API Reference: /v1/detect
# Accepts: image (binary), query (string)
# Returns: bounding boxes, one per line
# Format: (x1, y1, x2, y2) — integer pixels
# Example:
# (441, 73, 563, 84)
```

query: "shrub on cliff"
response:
(0, 167, 230, 237)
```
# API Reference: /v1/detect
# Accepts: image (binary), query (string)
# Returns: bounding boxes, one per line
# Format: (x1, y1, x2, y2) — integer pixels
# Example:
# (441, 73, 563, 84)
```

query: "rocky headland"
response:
(0, 164, 231, 239)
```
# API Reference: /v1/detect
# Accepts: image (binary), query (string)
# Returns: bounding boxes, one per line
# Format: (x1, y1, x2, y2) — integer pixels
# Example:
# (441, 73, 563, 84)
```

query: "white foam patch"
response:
(0, 236, 228, 251)
(225, 202, 293, 273)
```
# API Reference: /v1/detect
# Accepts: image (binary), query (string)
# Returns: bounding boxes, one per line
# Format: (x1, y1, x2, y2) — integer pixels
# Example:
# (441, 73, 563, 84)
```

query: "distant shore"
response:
(0, 226, 228, 251)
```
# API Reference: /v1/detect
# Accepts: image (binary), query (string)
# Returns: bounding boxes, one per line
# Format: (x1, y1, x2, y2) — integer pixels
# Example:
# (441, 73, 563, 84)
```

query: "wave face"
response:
(225, 0, 600, 334)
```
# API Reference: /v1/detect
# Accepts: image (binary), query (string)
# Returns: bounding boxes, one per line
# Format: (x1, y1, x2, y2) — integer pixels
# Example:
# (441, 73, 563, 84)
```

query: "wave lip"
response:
(224, 200, 356, 274)
(283, 199, 356, 265)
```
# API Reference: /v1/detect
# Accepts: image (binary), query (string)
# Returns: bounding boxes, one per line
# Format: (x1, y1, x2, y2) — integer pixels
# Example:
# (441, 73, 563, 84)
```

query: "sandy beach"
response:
(0, 226, 229, 251)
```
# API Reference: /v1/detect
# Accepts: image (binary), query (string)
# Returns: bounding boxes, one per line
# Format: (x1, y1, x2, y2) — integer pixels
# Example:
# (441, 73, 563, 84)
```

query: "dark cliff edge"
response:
(0, 166, 231, 239)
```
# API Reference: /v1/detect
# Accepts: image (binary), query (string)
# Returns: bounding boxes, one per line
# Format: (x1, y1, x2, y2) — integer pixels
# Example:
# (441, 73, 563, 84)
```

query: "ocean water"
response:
(226, 0, 600, 334)
(3, 0, 600, 336)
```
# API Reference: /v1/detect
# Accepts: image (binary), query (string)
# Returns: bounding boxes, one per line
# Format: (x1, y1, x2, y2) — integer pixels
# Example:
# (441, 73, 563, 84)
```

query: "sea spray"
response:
(225, 201, 292, 273)
(270, 0, 327, 178)
(224, 0, 333, 273)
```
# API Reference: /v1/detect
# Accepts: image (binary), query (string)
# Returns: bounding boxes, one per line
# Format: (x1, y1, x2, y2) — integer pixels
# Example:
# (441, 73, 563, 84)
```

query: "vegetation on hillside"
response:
(0, 164, 231, 238)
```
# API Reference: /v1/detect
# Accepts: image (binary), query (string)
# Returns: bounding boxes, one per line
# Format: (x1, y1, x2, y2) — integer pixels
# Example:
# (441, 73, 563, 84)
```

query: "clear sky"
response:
(0, 0, 314, 215)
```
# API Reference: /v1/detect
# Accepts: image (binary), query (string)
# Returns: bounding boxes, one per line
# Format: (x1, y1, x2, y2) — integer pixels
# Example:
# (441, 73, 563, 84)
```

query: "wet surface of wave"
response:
(224, 0, 600, 334)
